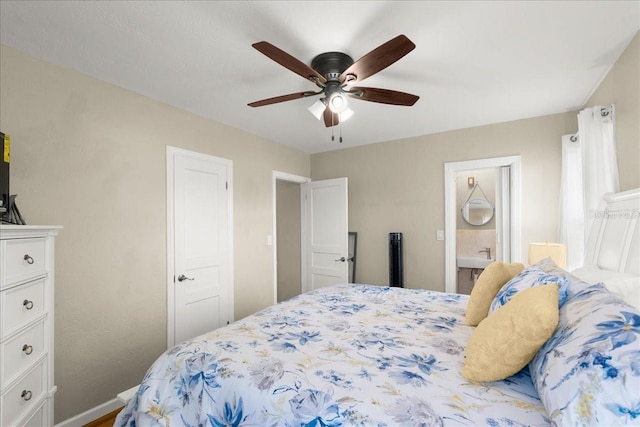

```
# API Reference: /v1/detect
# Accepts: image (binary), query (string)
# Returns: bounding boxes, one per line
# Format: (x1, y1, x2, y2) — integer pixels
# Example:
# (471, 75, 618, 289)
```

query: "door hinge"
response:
(226, 182, 228, 190)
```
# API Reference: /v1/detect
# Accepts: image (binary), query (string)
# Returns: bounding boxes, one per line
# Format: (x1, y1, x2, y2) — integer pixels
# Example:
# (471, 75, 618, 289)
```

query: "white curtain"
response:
(578, 106, 619, 231)
(559, 134, 585, 270)
(559, 105, 619, 271)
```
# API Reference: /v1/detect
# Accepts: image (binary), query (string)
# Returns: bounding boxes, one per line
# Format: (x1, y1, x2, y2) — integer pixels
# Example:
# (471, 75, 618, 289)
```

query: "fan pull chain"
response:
(330, 121, 344, 143)
(329, 114, 343, 143)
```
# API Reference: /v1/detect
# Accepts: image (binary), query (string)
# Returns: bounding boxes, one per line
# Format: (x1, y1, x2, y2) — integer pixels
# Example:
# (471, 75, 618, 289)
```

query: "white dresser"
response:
(0, 225, 61, 427)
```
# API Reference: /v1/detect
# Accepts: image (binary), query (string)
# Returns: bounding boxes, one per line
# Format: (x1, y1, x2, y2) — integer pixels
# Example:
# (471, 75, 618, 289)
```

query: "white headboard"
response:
(584, 188, 640, 276)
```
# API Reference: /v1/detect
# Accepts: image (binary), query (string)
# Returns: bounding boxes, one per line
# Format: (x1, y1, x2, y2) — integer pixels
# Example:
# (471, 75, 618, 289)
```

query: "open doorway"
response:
(455, 167, 499, 294)
(272, 172, 310, 304)
(444, 156, 521, 294)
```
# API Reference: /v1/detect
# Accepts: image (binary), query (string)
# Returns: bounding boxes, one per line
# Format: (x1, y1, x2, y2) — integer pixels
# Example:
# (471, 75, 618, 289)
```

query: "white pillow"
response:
(604, 277, 640, 311)
(571, 265, 640, 310)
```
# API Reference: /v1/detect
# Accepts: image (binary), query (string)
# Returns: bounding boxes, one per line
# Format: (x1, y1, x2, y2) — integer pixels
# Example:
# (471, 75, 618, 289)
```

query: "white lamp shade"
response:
(328, 92, 348, 113)
(528, 242, 567, 268)
(307, 99, 326, 120)
(339, 108, 354, 122)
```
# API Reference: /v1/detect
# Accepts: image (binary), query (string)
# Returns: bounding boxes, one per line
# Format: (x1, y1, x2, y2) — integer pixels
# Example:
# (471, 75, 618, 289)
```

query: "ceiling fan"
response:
(248, 35, 420, 127)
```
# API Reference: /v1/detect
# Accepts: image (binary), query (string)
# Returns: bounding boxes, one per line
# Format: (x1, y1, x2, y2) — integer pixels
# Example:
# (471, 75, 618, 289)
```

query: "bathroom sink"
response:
(457, 256, 494, 269)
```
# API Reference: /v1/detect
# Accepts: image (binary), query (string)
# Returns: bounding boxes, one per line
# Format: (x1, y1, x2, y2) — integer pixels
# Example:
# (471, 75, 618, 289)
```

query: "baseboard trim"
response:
(55, 398, 122, 427)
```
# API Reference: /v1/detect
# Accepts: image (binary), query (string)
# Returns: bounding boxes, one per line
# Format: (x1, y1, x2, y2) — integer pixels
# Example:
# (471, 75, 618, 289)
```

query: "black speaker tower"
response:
(389, 232, 404, 287)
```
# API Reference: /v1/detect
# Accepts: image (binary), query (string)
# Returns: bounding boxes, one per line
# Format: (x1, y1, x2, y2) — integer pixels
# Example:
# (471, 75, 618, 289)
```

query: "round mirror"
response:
(462, 198, 494, 226)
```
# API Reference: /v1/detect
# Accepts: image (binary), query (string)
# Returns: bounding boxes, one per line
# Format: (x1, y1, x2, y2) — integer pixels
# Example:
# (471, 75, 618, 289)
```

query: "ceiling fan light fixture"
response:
(308, 98, 326, 120)
(328, 92, 348, 113)
(339, 108, 354, 122)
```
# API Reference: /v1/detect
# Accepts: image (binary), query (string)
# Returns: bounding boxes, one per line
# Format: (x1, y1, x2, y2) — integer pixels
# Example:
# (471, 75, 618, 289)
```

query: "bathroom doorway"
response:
(455, 168, 498, 294)
(444, 156, 522, 294)
(272, 171, 310, 304)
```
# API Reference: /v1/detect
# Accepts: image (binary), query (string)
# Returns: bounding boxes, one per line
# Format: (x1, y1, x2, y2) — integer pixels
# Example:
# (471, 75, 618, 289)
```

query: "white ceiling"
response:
(1, 1, 638, 154)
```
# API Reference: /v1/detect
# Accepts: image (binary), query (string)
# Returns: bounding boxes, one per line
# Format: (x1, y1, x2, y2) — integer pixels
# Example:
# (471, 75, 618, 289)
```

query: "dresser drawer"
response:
(1, 238, 47, 289)
(1, 320, 46, 386)
(1, 360, 47, 427)
(1, 279, 46, 339)
(23, 399, 48, 427)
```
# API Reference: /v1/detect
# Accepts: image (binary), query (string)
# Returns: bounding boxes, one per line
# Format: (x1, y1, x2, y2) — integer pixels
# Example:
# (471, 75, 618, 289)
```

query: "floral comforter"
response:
(116, 284, 549, 426)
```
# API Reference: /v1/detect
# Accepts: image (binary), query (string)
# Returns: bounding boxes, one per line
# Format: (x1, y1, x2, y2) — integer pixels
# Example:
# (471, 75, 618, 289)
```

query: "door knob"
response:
(334, 257, 346, 262)
(177, 274, 194, 282)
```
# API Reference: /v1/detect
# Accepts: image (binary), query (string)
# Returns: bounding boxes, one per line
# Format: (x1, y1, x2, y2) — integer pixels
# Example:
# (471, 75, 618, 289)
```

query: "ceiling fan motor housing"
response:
(311, 52, 354, 81)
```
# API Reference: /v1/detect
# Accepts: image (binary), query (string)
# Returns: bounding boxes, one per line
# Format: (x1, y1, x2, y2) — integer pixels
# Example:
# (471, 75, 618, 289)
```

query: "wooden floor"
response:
(83, 407, 122, 427)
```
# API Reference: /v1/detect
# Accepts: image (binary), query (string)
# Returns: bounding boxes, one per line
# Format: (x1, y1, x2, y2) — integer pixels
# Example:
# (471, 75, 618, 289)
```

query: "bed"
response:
(116, 188, 640, 427)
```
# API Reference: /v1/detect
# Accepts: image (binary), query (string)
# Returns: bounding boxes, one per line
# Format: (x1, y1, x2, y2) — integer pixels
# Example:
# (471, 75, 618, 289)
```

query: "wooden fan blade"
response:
(323, 107, 339, 128)
(348, 87, 419, 106)
(248, 91, 318, 107)
(339, 35, 415, 84)
(253, 41, 327, 84)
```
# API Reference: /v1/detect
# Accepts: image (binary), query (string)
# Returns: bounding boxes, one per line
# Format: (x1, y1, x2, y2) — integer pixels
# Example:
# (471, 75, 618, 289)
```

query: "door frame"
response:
(272, 171, 310, 305)
(167, 146, 234, 348)
(444, 155, 521, 293)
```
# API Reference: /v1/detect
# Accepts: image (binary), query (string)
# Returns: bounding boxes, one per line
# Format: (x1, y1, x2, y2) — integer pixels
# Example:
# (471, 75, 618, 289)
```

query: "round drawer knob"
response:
(23, 299, 34, 310)
(21, 390, 33, 401)
(23, 344, 34, 355)
(24, 254, 35, 264)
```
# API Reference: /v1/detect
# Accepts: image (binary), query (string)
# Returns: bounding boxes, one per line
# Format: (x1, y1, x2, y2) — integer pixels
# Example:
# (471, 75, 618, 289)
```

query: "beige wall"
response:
(586, 31, 639, 191)
(0, 45, 310, 422)
(311, 113, 574, 290)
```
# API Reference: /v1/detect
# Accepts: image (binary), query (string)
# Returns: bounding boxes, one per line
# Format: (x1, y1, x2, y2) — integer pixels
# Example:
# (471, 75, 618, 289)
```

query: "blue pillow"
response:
(529, 284, 640, 425)
(489, 266, 570, 314)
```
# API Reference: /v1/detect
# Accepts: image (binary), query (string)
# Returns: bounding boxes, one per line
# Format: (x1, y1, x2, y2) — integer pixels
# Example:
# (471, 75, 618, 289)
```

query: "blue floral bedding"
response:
(115, 284, 549, 426)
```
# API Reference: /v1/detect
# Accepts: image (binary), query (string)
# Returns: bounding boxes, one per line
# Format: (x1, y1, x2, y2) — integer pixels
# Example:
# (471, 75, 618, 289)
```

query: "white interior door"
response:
(302, 178, 349, 292)
(167, 147, 233, 347)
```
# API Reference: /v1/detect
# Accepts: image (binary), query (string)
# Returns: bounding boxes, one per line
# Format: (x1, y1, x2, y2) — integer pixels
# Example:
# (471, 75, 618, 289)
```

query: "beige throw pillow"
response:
(464, 262, 524, 326)
(462, 284, 559, 382)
